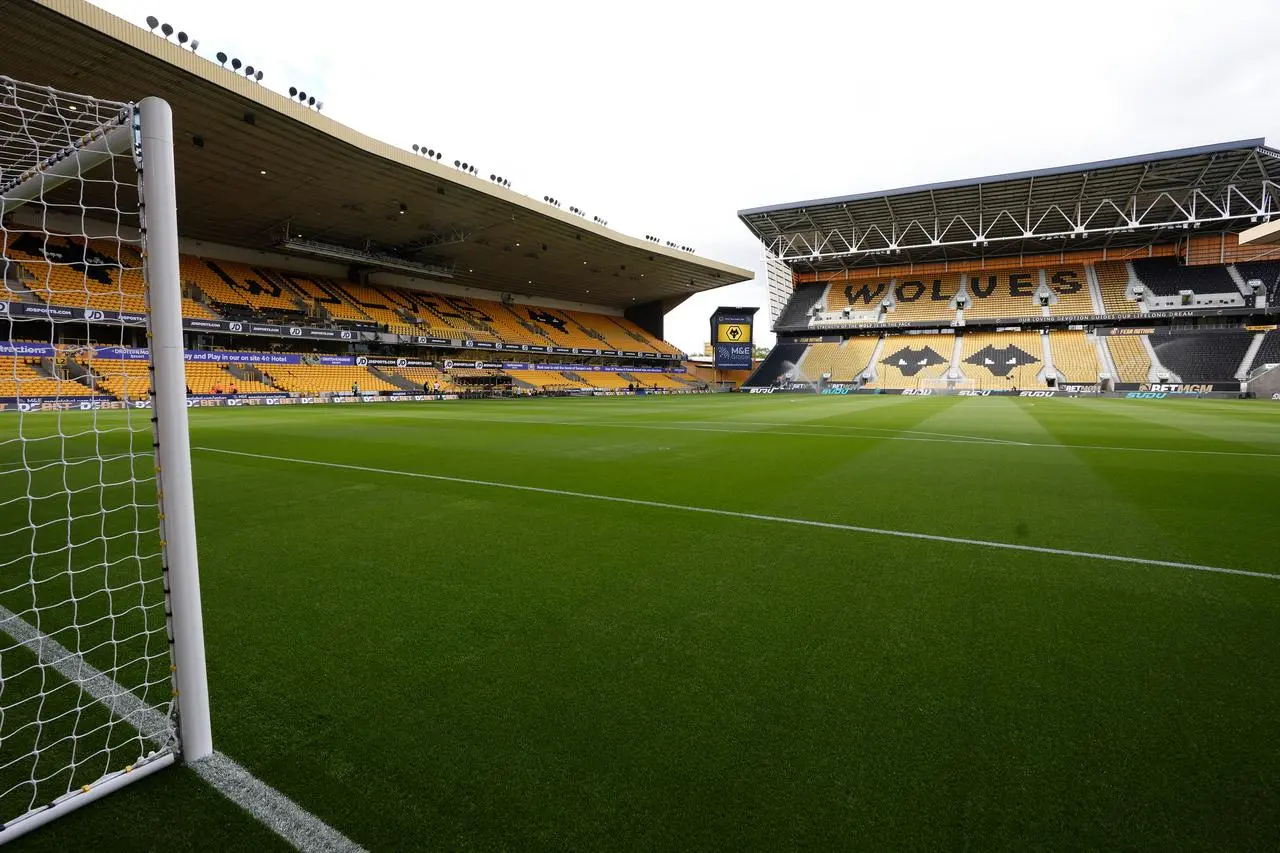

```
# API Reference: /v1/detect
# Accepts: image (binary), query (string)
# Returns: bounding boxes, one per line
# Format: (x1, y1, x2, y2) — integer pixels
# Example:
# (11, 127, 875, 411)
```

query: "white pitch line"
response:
(0, 605, 364, 852)
(195, 446, 1278, 582)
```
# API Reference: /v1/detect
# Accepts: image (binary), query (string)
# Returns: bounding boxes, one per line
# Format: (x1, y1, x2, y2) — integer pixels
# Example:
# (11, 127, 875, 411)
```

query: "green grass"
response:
(4, 394, 1280, 850)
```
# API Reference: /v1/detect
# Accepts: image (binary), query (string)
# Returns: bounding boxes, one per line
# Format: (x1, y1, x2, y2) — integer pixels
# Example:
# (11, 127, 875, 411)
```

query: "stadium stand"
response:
(0, 355, 95, 398)
(826, 279, 886, 315)
(775, 283, 827, 329)
(798, 338, 879, 382)
(1048, 331, 1100, 383)
(796, 342, 842, 382)
(1132, 258, 1238, 296)
(181, 258, 302, 316)
(1236, 261, 1280, 306)
(579, 372, 633, 390)
(960, 331, 1044, 389)
(1095, 261, 1139, 314)
(1044, 267, 1096, 316)
(1105, 334, 1152, 382)
(831, 337, 879, 381)
(383, 367, 461, 393)
(1254, 330, 1280, 367)
(325, 280, 414, 335)
(84, 357, 150, 400)
(503, 369, 586, 391)
(744, 343, 806, 387)
(184, 363, 277, 395)
(1149, 331, 1254, 382)
(0, 231, 686, 355)
(884, 274, 961, 323)
(3, 233, 218, 320)
(868, 335, 952, 389)
(261, 364, 401, 394)
(958, 272, 1040, 319)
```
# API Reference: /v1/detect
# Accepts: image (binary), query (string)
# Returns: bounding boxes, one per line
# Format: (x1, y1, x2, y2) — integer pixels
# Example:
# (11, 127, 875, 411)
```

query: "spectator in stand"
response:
(433, 380, 441, 395)
(212, 382, 222, 395)
(352, 381, 360, 396)
(229, 384, 238, 395)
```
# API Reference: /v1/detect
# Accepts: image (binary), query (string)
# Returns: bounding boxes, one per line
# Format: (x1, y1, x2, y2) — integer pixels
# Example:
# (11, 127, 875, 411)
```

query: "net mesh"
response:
(0, 76, 177, 831)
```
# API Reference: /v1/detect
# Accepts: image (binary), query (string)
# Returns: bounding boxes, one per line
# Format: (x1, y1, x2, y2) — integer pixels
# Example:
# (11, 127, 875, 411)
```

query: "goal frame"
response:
(921, 376, 977, 392)
(0, 93, 211, 843)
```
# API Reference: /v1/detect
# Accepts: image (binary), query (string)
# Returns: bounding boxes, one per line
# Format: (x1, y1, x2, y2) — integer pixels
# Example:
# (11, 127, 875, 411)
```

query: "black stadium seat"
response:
(1149, 331, 1253, 382)
(1132, 258, 1239, 296)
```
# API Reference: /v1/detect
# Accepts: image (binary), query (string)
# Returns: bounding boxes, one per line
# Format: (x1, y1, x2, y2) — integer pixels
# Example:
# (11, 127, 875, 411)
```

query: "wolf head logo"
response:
(880, 346, 946, 377)
(964, 344, 1039, 377)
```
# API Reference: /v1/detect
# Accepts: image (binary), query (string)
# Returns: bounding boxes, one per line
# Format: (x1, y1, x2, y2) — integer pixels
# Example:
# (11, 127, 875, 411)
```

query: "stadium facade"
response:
(1, 0, 753, 411)
(739, 141, 1280, 398)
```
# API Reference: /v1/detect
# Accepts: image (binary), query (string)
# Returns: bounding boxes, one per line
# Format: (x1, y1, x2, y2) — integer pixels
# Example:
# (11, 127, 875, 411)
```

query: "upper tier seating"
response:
(4, 234, 684, 355)
(957, 272, 1041, 319)
(5, 233, 216, 320)
(885, 274, 962, 323)
(959, 331, 1044, 389)
(1044, 267, 1095, 315)
(1132, 258, 1239, 296)
(1048, 331, 1099, 383)
(1235, 261, 1280, 306)
(1149, 332, 1254, 382)
(1095, 261, 1139, 314)
(775, 283, 828, 329)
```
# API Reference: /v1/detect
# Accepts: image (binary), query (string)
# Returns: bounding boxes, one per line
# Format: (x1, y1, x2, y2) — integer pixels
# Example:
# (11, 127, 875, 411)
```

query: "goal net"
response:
(0, 77, 209, 843)
(921, 377, 976, 392)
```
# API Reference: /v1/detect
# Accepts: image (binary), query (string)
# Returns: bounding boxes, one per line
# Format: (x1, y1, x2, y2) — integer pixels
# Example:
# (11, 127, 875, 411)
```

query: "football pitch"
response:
(4, 394, 1280, 850)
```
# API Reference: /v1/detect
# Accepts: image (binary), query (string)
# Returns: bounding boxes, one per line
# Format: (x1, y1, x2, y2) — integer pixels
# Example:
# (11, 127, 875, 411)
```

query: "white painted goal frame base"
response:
(0, 81, 211, 845)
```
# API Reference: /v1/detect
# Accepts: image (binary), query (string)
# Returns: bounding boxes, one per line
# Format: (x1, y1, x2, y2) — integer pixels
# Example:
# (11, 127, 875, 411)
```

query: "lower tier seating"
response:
(260, 365, 401, 394)
(185, 364, 277, 395)
(1150, 332, 1254, 382)
(0, 357, 94, 398)
(959, 331, 1044, 389)
(1105, 335, 1152, 382)
(868, 335, 953, 389)
(743, 344, 807, 387)
(1048, 331, 1100, 383)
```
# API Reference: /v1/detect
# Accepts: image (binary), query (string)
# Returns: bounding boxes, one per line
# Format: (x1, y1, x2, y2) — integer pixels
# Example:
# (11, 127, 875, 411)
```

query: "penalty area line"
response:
(195, 446, 1278, 582)
(0, 605, 365, 852)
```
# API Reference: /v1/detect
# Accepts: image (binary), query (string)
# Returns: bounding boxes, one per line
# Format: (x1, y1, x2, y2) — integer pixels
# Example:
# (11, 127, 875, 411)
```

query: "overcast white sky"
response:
(95, 0, 1280, 352)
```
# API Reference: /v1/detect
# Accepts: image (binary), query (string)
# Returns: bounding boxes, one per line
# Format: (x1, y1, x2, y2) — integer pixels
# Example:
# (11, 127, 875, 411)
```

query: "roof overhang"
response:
(1239, 219, 1280, 246)
(2, 0, 751, 309)
(740, 140, 1280, 272)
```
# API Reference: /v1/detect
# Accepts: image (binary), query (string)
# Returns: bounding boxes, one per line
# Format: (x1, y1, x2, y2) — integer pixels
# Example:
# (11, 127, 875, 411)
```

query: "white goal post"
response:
(0, 77, 210, 843)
